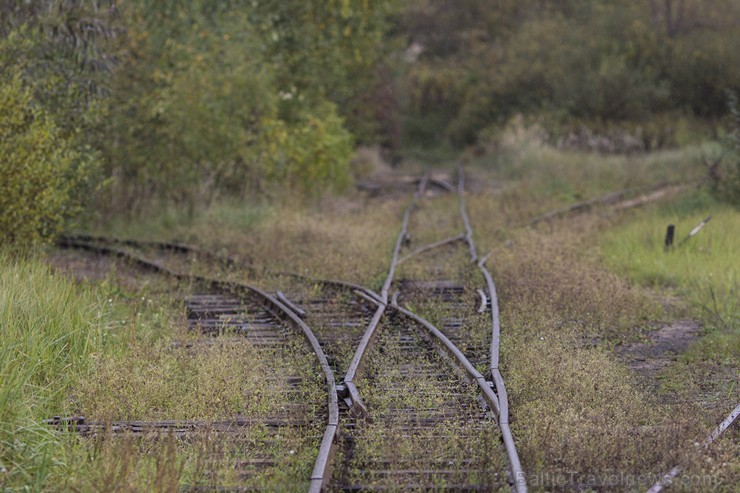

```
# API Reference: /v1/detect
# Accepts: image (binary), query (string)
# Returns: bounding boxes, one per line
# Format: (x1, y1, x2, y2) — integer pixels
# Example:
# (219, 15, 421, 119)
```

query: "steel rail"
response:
(457, 165, 527, 493)
(388, 298, 502, 417)
(59, 233, 242, 266)
(58, 235, 383, 305)
(275, 271, 384, 304)
(341, 172, 429, 414)
(527, 180, 699, 226)
(53, 238, 338, 493)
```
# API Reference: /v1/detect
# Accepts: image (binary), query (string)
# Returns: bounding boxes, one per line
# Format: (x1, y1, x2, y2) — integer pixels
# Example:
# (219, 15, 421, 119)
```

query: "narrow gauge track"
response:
(51, 239, 339, 492)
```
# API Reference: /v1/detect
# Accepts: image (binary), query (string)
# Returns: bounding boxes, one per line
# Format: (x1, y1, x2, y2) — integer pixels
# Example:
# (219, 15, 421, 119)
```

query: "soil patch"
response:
(616, 319, 702, 376)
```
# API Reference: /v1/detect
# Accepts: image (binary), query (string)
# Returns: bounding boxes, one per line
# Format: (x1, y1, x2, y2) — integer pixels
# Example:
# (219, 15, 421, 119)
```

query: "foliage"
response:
(99, 8, 276, 213)
(710, 91, 740, 206)
(399, 0, 740, 147)
(0, 1, 121, 136)
(95, 1, 389, 214)
(0, 74, 98, 246)
(250, 1, 400, 140)
(0, 1, 397, 221)
(0, 2, 117, 246)
(256, 102, 353, 194)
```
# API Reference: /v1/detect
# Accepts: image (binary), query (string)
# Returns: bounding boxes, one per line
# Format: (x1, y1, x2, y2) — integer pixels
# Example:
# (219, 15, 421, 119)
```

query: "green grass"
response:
(1, 251, 325, 491)
(465, 122, 719, 225)
(602, 191, 738, 332)
(89, 199, 268, 244)
(0, 251, 110, 490)
(602, 190, 739, 415)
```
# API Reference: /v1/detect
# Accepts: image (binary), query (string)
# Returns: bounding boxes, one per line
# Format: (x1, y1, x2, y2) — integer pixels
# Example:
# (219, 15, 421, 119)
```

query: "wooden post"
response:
(665, 224, 675, 250)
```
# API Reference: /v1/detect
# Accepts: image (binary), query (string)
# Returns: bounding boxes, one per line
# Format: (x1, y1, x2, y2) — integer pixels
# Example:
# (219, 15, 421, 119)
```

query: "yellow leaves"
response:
(256, 103, 351, 193)
(0, 76, 91, 247)
(341, 0, 351, 19)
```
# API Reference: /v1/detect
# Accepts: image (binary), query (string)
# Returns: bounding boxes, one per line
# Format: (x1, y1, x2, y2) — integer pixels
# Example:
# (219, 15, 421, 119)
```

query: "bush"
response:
(96, 2, 366, 213)
(399, 0, 740, 149)
(0, 75, 98, 247)
(257, 102, 353, 194)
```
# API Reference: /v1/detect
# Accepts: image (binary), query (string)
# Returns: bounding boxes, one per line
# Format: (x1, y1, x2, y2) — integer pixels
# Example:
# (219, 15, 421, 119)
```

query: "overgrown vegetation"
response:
(2, 0, 739, 246)
(1, 0, 399, 245)
(0, 75, 97, 246)
(0, 252, 108, 488)
(399, 0, 740, 148)
(710, 90, 740, 206)
(0, 251, 326, 491)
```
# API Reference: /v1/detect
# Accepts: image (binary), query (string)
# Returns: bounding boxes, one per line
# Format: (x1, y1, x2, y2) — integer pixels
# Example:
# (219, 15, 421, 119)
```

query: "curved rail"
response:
(396, 233, 466, 265)
(387, 294, 501, 417)
(55, 238, 338, 492)
(457, 165, 527, 493)
(60, 233, 242, 266)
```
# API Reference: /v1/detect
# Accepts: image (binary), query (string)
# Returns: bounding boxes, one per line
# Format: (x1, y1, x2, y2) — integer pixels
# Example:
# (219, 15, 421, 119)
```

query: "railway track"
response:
(51, 168, 526, 491)
(276, 170, 526, 491)
(50, 240, 338, 490)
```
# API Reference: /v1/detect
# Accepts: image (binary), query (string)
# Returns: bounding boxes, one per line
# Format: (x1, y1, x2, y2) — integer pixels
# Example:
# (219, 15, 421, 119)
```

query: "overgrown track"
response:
(311, 171, 526, 491)
(51, 239, 339, 491)
(54, 168, 526, 491)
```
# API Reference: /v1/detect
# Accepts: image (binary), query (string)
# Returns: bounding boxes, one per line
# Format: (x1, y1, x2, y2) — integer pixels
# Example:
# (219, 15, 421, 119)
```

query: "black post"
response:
(665, 224, 675, 250)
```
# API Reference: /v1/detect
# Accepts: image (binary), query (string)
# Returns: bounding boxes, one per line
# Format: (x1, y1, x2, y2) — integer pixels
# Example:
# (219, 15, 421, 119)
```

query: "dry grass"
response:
(462, 152, 738, 490)
(341, 322, 508, 492)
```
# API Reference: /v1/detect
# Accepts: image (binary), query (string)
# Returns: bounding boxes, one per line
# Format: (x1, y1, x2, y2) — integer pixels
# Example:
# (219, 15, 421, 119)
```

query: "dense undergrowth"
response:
(0, 251, 324, 491)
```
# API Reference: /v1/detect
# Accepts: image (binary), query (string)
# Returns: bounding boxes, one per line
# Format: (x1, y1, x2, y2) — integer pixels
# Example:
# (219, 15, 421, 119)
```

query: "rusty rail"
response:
(396, 233, 466, 265)
(647, 402, 740, 493)
(59, 233, 242, 266)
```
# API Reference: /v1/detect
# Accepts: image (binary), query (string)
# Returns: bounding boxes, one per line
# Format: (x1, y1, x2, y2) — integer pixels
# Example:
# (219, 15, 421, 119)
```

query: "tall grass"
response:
(0, 252, 109, 489)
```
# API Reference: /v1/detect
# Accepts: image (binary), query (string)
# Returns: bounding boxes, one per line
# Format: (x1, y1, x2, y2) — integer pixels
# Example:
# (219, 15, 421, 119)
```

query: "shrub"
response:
(0, 75, 98, 246)
(257, 102, 354, 194)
